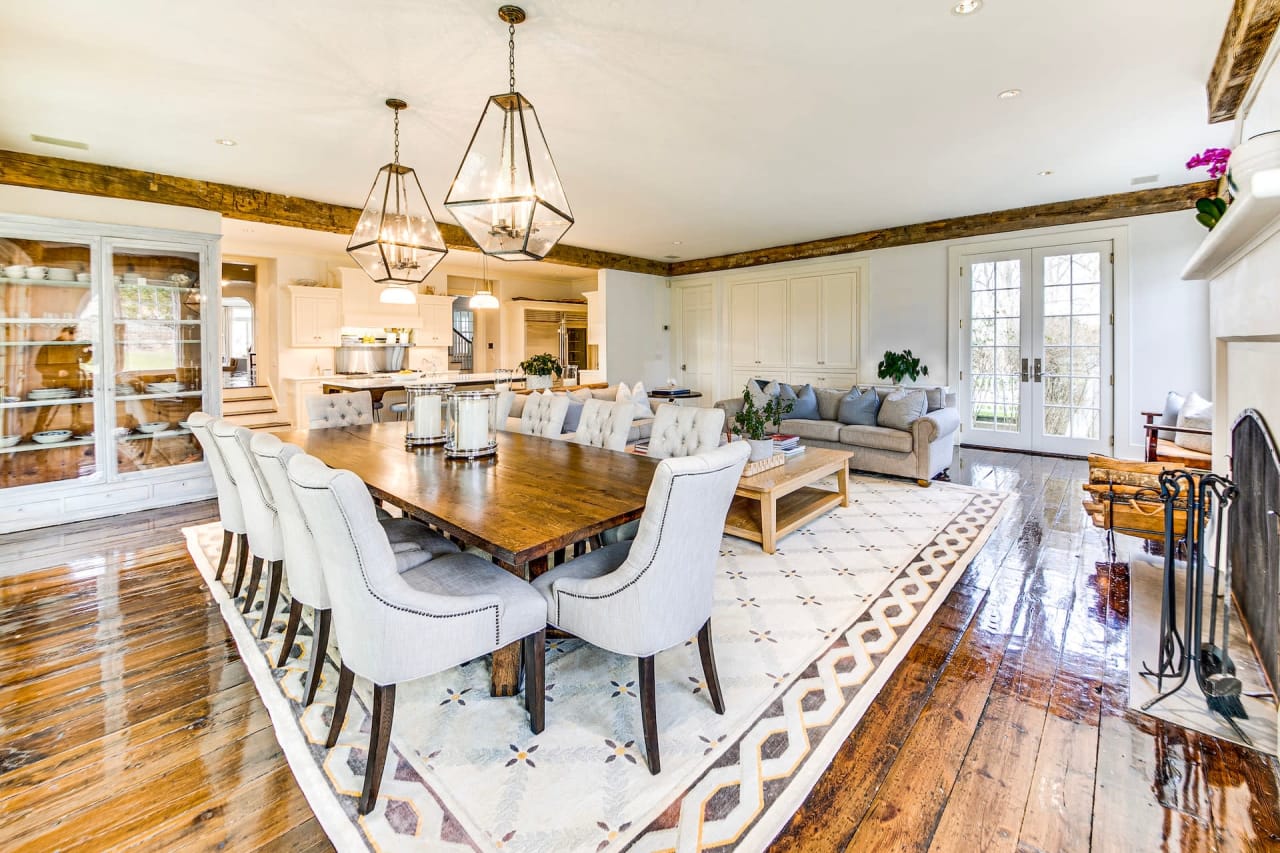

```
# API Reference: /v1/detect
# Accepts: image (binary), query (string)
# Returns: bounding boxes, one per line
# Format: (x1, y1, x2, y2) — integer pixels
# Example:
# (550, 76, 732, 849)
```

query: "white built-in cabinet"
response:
(729, 269, 860, 393)
(417, 296, 454, 347)
(290, 286, 342, 347)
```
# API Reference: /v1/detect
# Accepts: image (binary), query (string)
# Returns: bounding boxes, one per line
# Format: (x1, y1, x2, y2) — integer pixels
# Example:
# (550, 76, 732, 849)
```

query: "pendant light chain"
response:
(508, 22, 517, 93)
(393, 105, 401, 168)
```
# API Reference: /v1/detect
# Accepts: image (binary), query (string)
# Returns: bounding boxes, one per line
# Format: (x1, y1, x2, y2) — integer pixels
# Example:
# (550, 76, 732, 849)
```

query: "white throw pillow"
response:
(1158, 391, 1185, 441)
(1174, 392, 1213, 454)
(616, 382, 650, 420)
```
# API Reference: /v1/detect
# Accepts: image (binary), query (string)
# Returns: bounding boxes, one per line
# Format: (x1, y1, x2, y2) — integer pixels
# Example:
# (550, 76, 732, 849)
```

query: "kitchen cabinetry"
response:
(0, 213, 219, 532)
(339, 267, 425, 328)
(728, 266, 862, 393)
(290, 286, 341, 347)
(417, 295, 454, 346)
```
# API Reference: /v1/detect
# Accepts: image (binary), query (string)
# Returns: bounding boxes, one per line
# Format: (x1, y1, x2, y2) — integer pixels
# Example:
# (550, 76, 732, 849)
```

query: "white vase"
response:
(747, 438, 774, 462)
(525, 374, 552, 390)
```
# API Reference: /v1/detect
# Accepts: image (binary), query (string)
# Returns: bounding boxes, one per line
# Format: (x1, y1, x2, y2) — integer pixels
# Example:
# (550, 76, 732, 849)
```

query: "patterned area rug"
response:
(183, 476, 1009, 852)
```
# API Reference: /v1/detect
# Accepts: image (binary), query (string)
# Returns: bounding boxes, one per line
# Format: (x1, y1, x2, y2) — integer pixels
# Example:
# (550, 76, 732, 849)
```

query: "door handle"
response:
(1021, 358, 1029, 382)
(1033, 358, 1043, 383)
(681, 364, 687, 371)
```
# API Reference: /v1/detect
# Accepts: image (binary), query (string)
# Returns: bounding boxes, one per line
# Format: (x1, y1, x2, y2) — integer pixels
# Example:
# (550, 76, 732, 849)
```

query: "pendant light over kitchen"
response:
(445, 5, 574, 261)
(347, 98, 448, 303)
(470, 252, 500, 309)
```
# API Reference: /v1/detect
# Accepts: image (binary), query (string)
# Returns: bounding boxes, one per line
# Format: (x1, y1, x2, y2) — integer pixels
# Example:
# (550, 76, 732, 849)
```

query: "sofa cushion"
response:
(616, 381, 651, 420)
(591, 386, 618, 401)
(838, 388, 880, 425)
(1174, 392, 1212, 453)
(627, 416, 655, 443)
(1159, 391, 1185, 440)
(878, 388, 927, 430)
(561, 399, 585, 433)
(780, 418, 843, 442)
(779, 383, 820, 419)
(924, 387, 944, 412)
(839, 424, 914, 453)
(815, 388, 844, 421)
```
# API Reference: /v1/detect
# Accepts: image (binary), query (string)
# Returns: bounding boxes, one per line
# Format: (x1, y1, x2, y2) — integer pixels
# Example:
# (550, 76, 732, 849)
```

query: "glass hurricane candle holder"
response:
(445, 389, 498, 458)
(405, 382, 453, 446)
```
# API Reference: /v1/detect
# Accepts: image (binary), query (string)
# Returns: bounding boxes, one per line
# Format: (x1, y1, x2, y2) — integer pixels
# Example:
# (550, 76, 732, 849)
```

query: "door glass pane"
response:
(111, 248, 204, 474)
(969, 260, 1020, 432)
(1042, 251, 1102, 440)
(0, 237, 98, 488)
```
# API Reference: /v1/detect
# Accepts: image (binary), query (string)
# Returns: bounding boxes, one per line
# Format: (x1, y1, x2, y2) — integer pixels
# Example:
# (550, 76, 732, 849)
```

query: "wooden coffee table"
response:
(724, 447, 853, 553)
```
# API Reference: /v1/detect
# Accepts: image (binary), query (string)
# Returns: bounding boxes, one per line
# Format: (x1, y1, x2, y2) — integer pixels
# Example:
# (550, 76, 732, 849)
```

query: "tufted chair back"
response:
(287, 452, 508, 684)
(519, 391, 570, 438)
(250, 432, 329, 609)
(647, 404, 725, 459)
(306, 390, 375, 429)
(188, 411, 246, 535)
(572, 398, 632, 452)
(546, 440, 749, 657)
(210, 419, 285, 561)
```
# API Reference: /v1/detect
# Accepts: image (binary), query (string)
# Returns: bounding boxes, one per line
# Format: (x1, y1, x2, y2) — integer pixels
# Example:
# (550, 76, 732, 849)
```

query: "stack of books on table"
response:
(629, 440, 650, 456)
(651, 387, 693, 397)
(772, 434, 805, 457)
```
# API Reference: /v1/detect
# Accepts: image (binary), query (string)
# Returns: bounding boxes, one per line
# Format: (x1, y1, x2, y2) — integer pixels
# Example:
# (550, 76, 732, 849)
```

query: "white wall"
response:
(600, 269, 671, 387)
(671, 209, 1210, 459)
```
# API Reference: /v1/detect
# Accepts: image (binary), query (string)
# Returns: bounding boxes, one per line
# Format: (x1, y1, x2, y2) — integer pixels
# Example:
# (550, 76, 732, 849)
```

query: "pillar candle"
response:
(414, 394, 441, 437)
(456, 398, 488, 450)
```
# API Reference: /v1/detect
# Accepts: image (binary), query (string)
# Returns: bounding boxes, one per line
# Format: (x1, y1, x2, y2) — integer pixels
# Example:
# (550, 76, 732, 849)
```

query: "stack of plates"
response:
(28, 388, 76, 401)
(115, 384, 137, 396)
(145, 381, 185, 394)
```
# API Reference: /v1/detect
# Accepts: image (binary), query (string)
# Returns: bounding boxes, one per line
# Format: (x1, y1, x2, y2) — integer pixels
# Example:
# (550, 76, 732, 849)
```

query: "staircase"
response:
(221, 385, 290, 431)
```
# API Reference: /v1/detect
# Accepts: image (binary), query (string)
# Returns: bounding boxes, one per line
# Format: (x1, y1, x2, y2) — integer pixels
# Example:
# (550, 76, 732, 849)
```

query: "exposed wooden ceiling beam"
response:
(1207, 0, 1280, 123)
(0, 150, 669, 276)
(668, 182, 1217, 277)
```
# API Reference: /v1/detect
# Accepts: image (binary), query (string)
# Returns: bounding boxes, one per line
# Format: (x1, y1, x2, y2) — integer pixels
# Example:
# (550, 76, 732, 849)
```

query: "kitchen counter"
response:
(281, 372, 520, 426)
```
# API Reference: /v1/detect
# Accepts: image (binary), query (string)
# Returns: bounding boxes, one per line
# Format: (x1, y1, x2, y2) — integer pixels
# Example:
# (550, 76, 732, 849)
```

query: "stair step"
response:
(224, 410, 289, 429)
(223, 386, 274, 402)
(222, 397, 275, 412)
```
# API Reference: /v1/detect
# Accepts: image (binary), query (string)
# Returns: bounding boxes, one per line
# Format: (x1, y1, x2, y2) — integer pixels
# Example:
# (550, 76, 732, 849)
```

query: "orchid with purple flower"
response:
(1186, 147, 1231, 179)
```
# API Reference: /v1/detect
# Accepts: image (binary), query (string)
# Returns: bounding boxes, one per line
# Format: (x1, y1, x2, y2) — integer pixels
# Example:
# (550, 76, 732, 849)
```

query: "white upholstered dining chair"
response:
(287, 452, 549, 814)
(572, 398, 633, 452)
(492, 390, 515, 430)
(531, 440, 750, 773)
(250, 433, 460, 704)
(519, 391, 569, 438)
(647, 404, 725, 459)
(188, 412, 248, 589)
(306, 390, 375, 428)
(210, 418, 287, 635)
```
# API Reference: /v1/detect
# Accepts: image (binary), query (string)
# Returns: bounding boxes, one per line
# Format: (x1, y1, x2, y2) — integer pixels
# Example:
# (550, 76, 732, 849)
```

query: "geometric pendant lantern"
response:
(444, 6, 573, 261)
(347, 98, 449, 292)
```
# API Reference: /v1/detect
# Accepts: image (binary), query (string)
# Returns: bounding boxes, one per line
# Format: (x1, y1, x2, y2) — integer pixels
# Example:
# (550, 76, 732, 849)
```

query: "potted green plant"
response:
(732, 389, 792, 461)
(519, 353, 563, 390)
(877, 349, 929, 384)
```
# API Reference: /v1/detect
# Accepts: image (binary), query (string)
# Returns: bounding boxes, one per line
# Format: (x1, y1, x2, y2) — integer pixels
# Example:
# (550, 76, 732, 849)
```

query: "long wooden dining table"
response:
(271, 422, 660, 696)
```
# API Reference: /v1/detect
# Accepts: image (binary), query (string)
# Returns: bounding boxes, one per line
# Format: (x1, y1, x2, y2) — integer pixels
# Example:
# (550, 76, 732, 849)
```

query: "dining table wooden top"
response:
(270, 423, 660, 571)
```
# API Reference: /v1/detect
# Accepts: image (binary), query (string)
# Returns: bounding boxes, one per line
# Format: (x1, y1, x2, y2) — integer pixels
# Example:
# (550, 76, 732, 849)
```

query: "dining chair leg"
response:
(638, 655, 660, 774)
(325, 662, 355, 749)
(523, 628, 546, 734)
(589, 534, 603, 551)
(572, 541, 586, 558)
(215, 529, 233, 581)
(230, 534, 249, 596)
(258, 560, 284, 639)
(697, 619, 726, 715)
(277, 599, 303, 667)
(553, 547, 566, 567)
(241, 556, 264, 614)
(305, 608, 332, 706)
(359, 683, 396, 815)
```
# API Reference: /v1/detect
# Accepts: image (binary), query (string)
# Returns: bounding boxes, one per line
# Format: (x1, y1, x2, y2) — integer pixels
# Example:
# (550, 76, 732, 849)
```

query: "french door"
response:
(959, 241, 1113, 456)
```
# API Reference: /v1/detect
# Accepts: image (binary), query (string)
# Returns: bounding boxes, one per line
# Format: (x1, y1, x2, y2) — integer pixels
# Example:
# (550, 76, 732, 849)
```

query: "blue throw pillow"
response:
(781, 383, 820, 419)
(837, 387, 879, 425)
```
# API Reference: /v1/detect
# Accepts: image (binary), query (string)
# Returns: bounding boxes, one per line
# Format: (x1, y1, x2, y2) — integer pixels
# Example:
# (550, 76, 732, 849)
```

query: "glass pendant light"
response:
(348, 98, 448, 300)
(445, 5, 573, 261)
(470, 252, 500, 309)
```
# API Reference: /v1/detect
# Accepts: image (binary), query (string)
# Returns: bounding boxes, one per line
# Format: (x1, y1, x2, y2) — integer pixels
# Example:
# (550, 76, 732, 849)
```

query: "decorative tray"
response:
(742, 453, 785, 477)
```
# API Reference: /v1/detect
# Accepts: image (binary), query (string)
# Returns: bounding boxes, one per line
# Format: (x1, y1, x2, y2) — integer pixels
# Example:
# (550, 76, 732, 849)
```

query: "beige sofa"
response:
(715, 385, 959, 484)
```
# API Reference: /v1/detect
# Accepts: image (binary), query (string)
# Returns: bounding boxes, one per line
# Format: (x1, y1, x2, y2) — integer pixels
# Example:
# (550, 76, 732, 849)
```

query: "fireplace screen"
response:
(1228, 409, 1279, 699)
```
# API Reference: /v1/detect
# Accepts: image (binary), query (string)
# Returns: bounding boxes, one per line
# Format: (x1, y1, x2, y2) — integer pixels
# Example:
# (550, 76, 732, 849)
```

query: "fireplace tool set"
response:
(1139, 469, 1251, 745)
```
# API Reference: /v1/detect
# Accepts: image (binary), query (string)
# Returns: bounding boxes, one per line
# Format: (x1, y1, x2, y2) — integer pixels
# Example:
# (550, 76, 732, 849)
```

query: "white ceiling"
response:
(1, 0, 1233, 262)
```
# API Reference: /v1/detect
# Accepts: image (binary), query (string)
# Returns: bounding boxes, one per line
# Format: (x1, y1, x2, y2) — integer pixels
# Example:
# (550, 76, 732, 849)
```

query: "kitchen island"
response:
(283, 372, 523, 427)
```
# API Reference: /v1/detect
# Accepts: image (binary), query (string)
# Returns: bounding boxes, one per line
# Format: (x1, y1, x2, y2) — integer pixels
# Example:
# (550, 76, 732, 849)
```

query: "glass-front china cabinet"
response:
(0, 214, 220, 531)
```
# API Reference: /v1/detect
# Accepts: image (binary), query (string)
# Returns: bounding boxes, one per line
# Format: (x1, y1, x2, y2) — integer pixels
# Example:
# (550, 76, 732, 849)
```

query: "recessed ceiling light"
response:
(998, 89, 1021, 100)
(952, 0, 982, 15)
(672, 241, 683, 245)
(30, 133, 89, 150)
(1131, 174, 1159, 185)
(663, 255, 681, 260)
(215, 138, 237, 146)
(1037, 170, 1054, 176)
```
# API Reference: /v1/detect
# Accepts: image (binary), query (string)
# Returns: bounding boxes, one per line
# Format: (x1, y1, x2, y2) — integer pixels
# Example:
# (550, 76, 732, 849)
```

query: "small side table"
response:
(650, 391, 703, 407)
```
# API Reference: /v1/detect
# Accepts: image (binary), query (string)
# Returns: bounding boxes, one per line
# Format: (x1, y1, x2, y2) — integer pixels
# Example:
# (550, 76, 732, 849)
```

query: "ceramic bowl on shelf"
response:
(32, 430, 73, 444)
(4, 265, 26, 279)
(47, 268, 75, 282)
(137, 422, 170, 434)
(0, 435, 20, 448)
(145, 382, 185, 394)
(76, 272, 91, 283)
(177, 420, 191, 430)
(169, 273, 192, 286)
(26, 266, 48, 280)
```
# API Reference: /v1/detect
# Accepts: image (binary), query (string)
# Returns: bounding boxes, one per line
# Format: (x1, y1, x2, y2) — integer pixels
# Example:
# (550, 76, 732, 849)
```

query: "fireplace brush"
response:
(1139, 469, 1250, 745)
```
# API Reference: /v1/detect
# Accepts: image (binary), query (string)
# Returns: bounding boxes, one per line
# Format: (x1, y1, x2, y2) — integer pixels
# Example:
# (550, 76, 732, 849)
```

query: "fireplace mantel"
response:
(1183, 188, 1280, 281)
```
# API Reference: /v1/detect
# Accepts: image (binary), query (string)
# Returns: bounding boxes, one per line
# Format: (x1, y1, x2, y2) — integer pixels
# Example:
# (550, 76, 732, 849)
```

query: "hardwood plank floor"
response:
(0, 449, 1276, 851)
